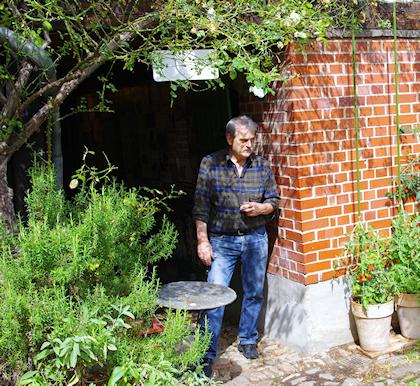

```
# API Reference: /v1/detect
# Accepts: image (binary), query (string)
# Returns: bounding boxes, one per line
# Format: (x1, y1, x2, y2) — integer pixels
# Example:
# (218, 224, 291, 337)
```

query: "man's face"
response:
(227, 126, 256, 162)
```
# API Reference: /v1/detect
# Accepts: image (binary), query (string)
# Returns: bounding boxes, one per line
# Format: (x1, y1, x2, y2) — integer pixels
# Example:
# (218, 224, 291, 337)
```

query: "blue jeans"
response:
(200, 226, 268, 361)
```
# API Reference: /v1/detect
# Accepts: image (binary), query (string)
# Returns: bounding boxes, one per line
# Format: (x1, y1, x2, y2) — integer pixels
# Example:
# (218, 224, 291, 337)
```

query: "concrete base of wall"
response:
(261, 273, 357, 353)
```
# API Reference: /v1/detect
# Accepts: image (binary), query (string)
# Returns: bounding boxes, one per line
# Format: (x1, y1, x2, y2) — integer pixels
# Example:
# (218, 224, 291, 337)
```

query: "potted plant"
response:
(389, 211, 420, 339)
(341, 223, 395, 352)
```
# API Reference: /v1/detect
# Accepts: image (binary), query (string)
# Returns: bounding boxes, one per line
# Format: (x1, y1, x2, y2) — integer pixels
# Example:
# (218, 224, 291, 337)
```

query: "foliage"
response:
(0, 0, 386, 227)
(388, 211, 420, 295)
(338, 211, 420, 308)
(0, 154, 211, 384)
(339, 223, 394, 310)
(386, 155, 420, 205)
(0, 0, 381, 146)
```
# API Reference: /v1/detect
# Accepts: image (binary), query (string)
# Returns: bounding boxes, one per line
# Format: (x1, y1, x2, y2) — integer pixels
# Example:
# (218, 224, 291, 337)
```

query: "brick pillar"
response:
(241, 37, 420, 351)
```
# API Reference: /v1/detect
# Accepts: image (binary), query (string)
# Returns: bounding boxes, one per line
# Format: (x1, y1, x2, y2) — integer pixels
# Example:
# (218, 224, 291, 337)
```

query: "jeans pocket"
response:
(209, 233, 225, 241)
(253, 226, 267, 238)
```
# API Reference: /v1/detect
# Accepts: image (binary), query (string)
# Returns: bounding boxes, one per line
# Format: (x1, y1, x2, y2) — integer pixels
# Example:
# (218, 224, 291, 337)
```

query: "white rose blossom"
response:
(249, 86, 266, 98)
(294, 31, 307, 39)
(207, 7, 216, 21)
(284, 11, 301, 27)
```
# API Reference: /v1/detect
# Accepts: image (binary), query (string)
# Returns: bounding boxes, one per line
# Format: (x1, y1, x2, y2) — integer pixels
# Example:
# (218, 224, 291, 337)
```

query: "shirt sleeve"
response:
(192, 156, 211, 223)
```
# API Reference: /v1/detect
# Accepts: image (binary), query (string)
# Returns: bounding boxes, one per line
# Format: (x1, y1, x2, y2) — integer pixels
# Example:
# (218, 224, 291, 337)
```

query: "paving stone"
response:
(246, 371, 273, 382)
(277, 363, 298, 373)
(319, 372, 335, 381)
(281, 373, 301, 382)
(341, 377, 362, 386)
(305, 367, 321, 375)
(305, 358, 327, 367)
(391, 362, 420, 379)
(228, 375, 252, 386)
(290, 376, 308, 385)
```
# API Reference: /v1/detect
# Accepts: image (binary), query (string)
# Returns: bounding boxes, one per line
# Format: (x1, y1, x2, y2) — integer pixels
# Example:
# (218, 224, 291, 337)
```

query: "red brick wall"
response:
(241, 38, 420, 286)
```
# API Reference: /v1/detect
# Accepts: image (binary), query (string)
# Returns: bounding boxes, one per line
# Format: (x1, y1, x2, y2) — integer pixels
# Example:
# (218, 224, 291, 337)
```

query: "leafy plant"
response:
(388, 211, 420, 295)
(386, 155, 420, 205)
(0, 153, 210, 384)
(340, 223, 394, 309)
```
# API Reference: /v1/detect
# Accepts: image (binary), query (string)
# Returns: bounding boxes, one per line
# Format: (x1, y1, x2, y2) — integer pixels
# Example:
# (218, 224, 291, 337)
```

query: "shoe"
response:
(202, 358, 213, 378)
(238, 343, 259, 359)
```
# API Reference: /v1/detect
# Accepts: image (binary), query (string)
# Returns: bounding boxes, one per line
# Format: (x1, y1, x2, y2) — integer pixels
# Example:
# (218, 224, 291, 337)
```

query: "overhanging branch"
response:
(6, 13, 159, 159)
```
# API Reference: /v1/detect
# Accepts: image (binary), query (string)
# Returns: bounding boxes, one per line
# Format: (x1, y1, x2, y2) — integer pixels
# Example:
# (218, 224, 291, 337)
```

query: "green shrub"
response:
(0, 155, 212, 385)
(341, 223, 394, 309)
(389, 211, 420, 295)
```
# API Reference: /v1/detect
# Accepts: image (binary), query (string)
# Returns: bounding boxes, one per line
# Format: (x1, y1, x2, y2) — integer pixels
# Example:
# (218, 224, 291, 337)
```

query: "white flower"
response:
(249, 86, 266, 98)
(207, 7, 216, 20)
(69, 179, 79, 189)
(284, 11, 301, 27)
(294, 31, 307, 39)
(289, 11, 301, 23)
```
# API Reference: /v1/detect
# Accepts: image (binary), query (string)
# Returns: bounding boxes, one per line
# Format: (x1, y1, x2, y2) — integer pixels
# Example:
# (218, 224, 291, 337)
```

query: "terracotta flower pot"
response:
(351, 299, 394, 352)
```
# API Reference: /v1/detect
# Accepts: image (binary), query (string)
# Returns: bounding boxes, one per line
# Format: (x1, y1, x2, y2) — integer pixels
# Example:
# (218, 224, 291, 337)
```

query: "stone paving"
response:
(212, 326, 420, 386)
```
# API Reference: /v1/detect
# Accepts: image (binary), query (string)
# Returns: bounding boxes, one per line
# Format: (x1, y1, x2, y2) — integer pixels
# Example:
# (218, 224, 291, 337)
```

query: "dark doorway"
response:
(61, 68, 239, 285)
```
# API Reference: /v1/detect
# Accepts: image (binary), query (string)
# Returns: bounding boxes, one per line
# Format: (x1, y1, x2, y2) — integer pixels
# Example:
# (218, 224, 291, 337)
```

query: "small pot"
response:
(351, 299, 394, 352)
(396, 293, 420, 339)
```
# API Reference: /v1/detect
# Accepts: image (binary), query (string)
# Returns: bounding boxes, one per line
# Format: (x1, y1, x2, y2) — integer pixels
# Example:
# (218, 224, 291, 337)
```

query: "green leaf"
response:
(70, 344, 78, 368)
(34, 348, 52, 362)
(19, 370, 39, 382)
(39, 341, 51, 350)
(67, 373, 79, 386)
(108, 366, 126, 386)
(122, 310, 135, 320)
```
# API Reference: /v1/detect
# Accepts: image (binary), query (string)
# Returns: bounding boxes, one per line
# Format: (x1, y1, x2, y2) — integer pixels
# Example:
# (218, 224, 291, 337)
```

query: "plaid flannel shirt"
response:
(193, 149, 280, 234)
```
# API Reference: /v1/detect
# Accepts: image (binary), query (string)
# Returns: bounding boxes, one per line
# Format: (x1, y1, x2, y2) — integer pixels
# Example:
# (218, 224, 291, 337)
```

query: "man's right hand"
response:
(197, 241, 212, 266)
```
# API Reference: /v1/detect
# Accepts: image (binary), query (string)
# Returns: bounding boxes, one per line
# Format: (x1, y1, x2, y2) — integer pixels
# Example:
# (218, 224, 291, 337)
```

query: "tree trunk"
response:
(0, 144, 16, 232)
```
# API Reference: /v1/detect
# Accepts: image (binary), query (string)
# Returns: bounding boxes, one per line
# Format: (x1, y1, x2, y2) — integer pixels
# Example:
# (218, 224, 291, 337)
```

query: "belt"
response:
(212, 229, 254, 236)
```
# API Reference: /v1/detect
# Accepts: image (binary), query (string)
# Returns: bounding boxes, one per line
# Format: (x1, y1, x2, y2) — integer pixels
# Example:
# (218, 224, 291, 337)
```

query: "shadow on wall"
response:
(259, 275, 357, 352)
(337, 278, 358, 344)
(258, 277, 306, 345)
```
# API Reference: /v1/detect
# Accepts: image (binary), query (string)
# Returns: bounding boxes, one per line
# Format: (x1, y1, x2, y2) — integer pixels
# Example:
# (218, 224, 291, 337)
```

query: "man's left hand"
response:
(240, 202, 273, 217)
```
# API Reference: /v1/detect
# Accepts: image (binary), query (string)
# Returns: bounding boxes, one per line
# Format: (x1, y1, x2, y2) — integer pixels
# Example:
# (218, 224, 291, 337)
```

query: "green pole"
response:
(351, 15, 362, 220)
(393, 0, 402, 207)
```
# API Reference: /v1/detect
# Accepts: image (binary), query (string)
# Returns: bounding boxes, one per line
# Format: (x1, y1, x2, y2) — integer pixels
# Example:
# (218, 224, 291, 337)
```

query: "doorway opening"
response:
(61, 66, 242, 315)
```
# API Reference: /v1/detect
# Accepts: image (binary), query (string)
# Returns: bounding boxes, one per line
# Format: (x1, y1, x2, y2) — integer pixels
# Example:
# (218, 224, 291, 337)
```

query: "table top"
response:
(157, 281, 237, 311)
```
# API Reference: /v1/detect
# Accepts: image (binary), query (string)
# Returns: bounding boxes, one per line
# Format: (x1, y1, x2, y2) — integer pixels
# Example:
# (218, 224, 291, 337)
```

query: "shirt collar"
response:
(224, 148, 255, 167)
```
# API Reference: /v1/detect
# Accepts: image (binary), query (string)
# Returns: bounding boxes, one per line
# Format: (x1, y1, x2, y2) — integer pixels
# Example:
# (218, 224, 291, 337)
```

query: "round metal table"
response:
(158, 281, 237, 310)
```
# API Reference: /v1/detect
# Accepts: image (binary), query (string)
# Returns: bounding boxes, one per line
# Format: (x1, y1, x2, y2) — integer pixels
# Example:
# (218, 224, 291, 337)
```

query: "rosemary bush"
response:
(0, 157, 212, 385)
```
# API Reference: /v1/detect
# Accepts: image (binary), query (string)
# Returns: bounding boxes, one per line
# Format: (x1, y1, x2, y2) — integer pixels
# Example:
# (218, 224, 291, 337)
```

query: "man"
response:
(193, 115, 280, 376)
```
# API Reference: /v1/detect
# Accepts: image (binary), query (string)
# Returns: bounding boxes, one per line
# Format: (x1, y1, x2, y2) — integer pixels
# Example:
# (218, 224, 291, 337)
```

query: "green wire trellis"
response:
(351, 0, 402, 221)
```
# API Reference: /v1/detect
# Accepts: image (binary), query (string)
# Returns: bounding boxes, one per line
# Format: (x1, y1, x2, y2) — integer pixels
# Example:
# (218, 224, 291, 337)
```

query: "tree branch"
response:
(7, 13, 158, 158)
(0, 61, 34, 120)
(19, 72, 80, 113)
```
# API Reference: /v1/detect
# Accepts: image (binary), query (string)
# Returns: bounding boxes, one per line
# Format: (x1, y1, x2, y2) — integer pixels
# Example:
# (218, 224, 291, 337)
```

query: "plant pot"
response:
(351, 299, 394, 352)
(396, 293, 420, 339)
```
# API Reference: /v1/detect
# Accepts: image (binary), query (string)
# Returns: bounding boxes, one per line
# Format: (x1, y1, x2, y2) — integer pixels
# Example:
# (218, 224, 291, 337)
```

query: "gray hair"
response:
(226, 115, 258, 137)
